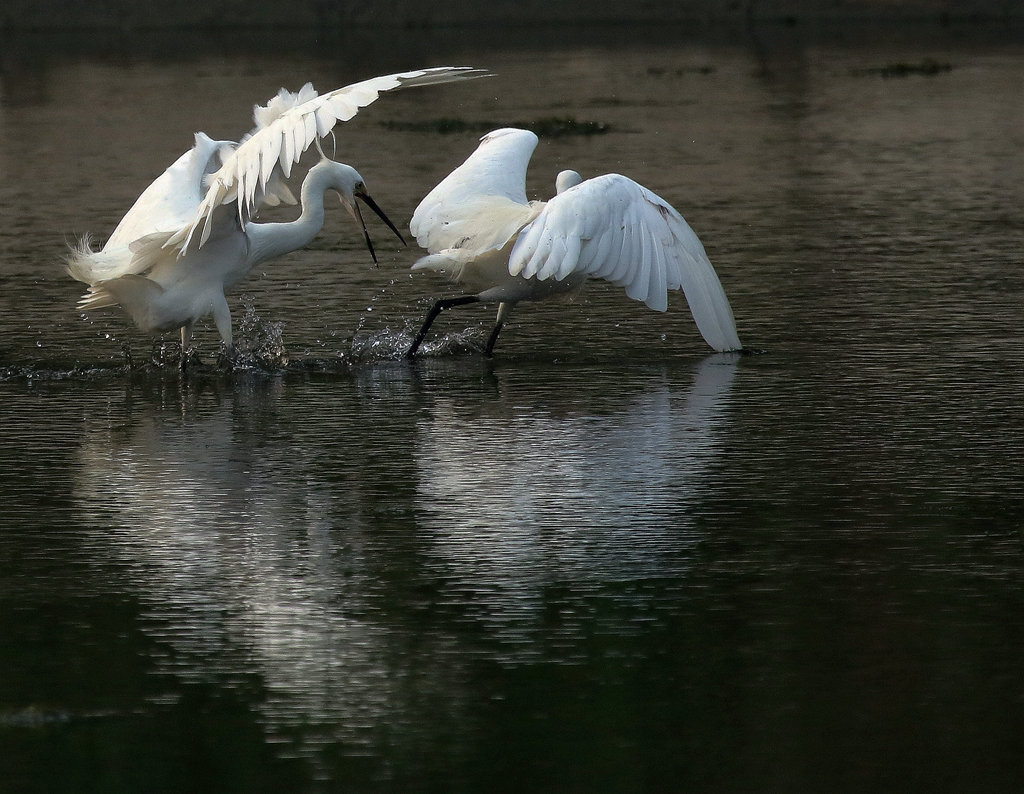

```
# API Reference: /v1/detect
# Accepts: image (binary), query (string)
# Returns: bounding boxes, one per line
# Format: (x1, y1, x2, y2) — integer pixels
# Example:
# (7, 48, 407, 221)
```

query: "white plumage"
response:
(172, 68, 488, 253)
(407, 127, 742, 356)
(68, 67, 488, 360)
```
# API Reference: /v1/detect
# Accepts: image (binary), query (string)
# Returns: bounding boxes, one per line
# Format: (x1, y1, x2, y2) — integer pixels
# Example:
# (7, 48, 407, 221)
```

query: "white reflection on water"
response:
(71, 380, 400, 755)
(67, 355, 736, 757)
(414, 355, 739, 633)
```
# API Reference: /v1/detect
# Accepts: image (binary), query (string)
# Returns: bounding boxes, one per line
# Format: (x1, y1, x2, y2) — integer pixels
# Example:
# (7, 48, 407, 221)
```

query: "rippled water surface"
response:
(2, 22, 1023, 792)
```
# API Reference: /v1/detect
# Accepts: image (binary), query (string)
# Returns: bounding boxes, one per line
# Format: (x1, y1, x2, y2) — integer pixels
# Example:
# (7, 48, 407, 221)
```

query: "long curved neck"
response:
(246, 165, 336, 265)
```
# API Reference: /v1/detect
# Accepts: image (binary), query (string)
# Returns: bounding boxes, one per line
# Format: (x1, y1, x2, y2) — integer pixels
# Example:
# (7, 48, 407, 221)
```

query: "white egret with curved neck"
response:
(407, 128, 742, 357)
(67, 67, 488, 360)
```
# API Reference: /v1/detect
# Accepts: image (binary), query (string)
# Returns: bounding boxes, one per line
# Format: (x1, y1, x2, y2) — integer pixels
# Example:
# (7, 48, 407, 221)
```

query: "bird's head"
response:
(317, 159, 406, 265)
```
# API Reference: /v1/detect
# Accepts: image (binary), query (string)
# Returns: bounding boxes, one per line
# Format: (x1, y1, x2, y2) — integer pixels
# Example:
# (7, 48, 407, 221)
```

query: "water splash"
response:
(348, 326, 413, 363)
(232, 297, 290, 370)
(348, 320, 485, 364)
(405, 326, 484, 358)
(148, 340, 183, 370)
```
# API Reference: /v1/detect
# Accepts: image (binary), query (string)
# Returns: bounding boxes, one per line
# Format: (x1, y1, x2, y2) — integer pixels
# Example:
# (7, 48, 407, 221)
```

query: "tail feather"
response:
(65, 234, 99, 283)
(77, 274, 166, 333)
(78, 283, 119, 311)
(65, 234, 136, 284)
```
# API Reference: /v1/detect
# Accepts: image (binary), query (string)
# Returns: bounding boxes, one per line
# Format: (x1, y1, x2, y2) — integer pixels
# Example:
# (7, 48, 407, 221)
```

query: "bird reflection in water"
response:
(69, 354, 737, 757)
(412, 355, 739, 640)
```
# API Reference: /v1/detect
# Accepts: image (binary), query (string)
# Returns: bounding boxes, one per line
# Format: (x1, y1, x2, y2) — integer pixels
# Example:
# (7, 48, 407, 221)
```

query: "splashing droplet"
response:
(233, 296, 289, 369)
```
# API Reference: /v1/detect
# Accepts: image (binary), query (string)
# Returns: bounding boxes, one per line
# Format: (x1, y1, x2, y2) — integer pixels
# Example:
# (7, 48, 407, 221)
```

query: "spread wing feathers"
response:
(106, 132, 235, 250)
(66, 133, 234, 286)
(509, 174, 742, 352)
(410, 128, 541, 255)
(128, 199, 242, 271)
(171, 66, 489, 254)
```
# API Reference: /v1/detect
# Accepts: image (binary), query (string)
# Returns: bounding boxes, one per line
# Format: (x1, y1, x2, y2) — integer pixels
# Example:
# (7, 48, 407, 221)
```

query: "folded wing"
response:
(410, 127, 541, 257)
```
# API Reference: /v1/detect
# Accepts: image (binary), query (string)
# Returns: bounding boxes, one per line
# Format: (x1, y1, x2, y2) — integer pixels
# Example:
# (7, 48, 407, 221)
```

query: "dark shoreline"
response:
(1, 0, 1021, 31)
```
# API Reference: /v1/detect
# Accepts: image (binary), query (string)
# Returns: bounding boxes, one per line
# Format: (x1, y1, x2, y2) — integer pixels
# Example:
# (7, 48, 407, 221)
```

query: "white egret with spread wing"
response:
(67, 67, 487, 359)
(407, 128, 742, 357)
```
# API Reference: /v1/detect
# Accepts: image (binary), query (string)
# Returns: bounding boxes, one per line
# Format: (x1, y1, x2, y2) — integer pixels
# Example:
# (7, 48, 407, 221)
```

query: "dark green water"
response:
(1, 22, 1023, 793)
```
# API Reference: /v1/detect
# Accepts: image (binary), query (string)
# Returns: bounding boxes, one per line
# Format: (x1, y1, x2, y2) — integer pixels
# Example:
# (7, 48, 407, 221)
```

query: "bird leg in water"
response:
(484, 301, 516, 358)
(407, 295, 481, 356)
(179, 323, 194, 370)
(216, 346, 238, 371)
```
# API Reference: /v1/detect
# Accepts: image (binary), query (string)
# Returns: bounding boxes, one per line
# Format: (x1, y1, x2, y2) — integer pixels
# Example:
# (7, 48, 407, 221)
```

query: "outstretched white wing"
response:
(172, 66, 489, 252)
(509, 174, 742, 352)
(410, 128, 541, 256)
(105, 132, 235, 251)
(67, 132, 235, 286)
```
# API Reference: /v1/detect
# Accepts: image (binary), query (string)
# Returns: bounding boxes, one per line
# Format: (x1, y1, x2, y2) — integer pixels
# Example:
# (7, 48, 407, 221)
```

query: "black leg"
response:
(484, 301, 516, 358)
(484, 321, 504, 358)
(407, 295, 480, 357)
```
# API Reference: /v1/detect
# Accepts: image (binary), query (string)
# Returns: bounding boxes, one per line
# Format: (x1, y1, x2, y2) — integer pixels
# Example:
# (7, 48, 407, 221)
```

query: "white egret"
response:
(407, 128, 742, 357)
(68, 67, 487, 359)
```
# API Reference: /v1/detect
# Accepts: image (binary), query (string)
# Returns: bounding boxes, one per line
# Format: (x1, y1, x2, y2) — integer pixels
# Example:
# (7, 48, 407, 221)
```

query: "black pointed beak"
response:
(354, 190, 406, 266)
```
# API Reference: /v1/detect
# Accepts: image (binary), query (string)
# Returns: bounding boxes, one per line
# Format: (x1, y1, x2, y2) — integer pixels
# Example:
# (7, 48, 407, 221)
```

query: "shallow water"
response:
(2, 22, 1023, 792)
